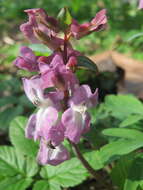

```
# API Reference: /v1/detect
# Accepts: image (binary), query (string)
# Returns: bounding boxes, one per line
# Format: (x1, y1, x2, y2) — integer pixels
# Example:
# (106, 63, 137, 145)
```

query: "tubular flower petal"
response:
(13, 46, 39, 71)
(37, 140, 70, 165)
(70, 9, 107, 39)
(22, 75, 63, 109)
(62, 85, 98, 143)
(25, 114, 37, 139)
(20, 8, 63, 50)
(62, 108, 90, 143)
(39, 53, 79, 91)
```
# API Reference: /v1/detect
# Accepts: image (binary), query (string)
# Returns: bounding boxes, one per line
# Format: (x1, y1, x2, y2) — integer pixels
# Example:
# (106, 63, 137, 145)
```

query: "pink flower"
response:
(13, 46, 39, 71)
(70, 9, 107, 39)
(37, 140, 70, 165)
(20, 8, 63, 50)
(39, 53, 79, 91)
(139, 0, 143, 9)
(62, 85, 98, 143)
(26, 106, 65, 143)
(22, 75, 63, 108)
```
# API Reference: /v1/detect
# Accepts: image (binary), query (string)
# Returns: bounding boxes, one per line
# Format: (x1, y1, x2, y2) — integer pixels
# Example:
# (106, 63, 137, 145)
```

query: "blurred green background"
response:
(0, 0, 143, 131)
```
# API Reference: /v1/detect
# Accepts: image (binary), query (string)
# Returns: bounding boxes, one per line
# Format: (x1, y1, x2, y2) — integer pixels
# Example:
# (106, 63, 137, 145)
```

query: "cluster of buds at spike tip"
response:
(13, 7, 107, 166)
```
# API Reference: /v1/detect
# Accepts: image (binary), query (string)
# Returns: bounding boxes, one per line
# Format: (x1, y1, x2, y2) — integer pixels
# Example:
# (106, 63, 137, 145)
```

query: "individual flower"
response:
(39, 53, 79, 91)
(37, 140, 70, 165)
(139, 0, 143, 9)
(70, 9, 107, 39)
(22, 75, 63, 109)
(62, 85, 98, 143)
(13, 46, 39, 71)
(20, 8, 64, 50)
(26, 105, 64, 143)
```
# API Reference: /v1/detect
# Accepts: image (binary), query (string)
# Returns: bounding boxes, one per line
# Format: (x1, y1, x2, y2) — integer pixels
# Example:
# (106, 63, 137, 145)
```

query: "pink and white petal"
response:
(82, 112, 91, 134)
(37, 139, 49, 165)
(25, 114, 36, 139)
(62, 108, 83, 143)
(69, 85, 89, 106)
(35, 107, 58, 140)
(46, 144, 70, 166)
(22, 76, 44, 104)
(37, 141, 70, 166)
(41, 117, 64, 146)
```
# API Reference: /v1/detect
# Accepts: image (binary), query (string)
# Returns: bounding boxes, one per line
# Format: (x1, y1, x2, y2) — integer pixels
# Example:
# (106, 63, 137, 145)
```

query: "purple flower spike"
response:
(14, 6, 106, 166)
(139, 0, 143, 9)
(13, 46, 39, 71)
(37, 141, 70, 166)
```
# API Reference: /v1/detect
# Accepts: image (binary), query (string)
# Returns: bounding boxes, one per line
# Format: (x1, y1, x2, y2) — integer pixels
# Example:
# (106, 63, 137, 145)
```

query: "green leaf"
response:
(0, 96, 17, 107)
(17, 154, 39, 178)
(124, 179, 139, 190)
(102, 128, 143, 140)
(119, 115, 143, 128)
(100, 139, 143, 165)
(33, 180, 49, 190)
(77, 56, 98, 73)
(111, 154, 135, 190)
(9, 116, 38, 158)
(29, 44, 51, 54)
(84, 150, 104, 170)
(33, 180, 61, 190)
(104, 95, 143, 120)
(0, 106, 23, 130)
(123, 156, 143, 190)
(0, 176, 32, 190)
(0, 146, 20, 177)
(0, 146, 38, 178)
(40, 157, 87, 188)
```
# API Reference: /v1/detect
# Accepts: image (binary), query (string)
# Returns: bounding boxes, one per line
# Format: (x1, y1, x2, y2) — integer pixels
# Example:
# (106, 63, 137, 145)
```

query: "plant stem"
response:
(63, 31, 68, 64)
(69, 140, 103, 182)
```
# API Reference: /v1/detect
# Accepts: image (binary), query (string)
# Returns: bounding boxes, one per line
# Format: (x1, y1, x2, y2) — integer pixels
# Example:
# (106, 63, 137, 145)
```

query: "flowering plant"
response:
(13, 7, 106, 167)
(1, 4, 143, 190)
